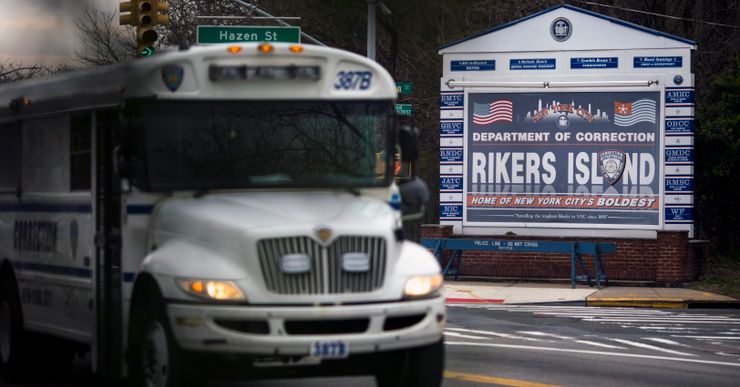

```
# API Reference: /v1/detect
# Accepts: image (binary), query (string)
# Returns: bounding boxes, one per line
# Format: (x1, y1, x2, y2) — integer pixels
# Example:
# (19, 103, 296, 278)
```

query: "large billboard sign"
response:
(465, 92, 661, 227)
(438, 5, 695, 237)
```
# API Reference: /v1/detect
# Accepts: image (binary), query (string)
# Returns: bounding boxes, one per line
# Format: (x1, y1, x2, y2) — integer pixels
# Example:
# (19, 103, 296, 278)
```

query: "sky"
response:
(0, 0, 120, 66)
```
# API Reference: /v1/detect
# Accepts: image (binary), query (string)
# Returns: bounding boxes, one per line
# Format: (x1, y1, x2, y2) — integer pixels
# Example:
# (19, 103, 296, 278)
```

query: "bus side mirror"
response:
(114, 145, 140, 180)
(397, 125, 428, 221)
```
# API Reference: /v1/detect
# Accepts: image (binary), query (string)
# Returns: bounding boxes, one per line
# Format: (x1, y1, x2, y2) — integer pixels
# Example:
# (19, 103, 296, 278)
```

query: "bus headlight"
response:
(403, 274, 443, 298)
(177, 279, 245, 301)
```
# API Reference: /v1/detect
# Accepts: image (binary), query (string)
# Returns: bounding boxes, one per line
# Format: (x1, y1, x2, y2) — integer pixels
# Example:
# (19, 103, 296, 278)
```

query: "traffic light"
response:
(119, 0, 138, 26)
(119, 1, 169, 57)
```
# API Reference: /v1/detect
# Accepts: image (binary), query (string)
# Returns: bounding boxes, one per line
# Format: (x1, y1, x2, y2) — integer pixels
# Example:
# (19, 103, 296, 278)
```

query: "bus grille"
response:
(257, 236, 386, 295)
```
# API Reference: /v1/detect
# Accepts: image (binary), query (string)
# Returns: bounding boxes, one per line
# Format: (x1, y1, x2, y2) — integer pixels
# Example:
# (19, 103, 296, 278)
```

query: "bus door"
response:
(12, 113, 95, 341)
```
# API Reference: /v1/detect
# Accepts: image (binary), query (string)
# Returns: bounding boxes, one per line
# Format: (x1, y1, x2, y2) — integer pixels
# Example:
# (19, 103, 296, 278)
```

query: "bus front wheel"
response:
(0, 277, 27, 382)
(374, 338, 445, 387)
(129, 294, 194, 387)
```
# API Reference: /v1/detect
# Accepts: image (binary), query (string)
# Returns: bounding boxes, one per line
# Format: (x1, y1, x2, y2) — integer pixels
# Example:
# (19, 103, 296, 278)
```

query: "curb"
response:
(587, 299, 688, 309)
(445, 276, 657, 287)
(586, 298, 740, 309)
(444, 299, 588, 306)
(445, 297, 504, 304)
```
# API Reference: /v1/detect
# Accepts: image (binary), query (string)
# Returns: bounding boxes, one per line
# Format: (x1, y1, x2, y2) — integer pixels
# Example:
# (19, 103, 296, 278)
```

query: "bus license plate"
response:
(310, 340, 349, 359)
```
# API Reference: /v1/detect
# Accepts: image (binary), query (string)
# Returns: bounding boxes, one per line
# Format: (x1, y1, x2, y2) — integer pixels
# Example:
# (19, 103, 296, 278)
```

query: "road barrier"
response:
(420, 238, 615, 289)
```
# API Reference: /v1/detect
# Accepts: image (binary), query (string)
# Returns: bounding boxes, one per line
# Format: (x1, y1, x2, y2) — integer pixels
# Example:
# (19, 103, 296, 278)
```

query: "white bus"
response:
(0, 42, 444, 387)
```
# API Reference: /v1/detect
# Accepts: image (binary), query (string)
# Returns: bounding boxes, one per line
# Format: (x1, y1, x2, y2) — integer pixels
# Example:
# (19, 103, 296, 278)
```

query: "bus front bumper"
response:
(167, 297, 445, 356)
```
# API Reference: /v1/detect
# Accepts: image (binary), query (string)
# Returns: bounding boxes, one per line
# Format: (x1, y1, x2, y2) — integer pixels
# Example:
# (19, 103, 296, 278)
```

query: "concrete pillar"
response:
(655, 231, 690, 283)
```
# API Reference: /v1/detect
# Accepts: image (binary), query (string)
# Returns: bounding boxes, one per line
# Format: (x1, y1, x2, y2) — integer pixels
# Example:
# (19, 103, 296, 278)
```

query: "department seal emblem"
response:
(550, 17, 572, 42)
(598, 149, 626, 185)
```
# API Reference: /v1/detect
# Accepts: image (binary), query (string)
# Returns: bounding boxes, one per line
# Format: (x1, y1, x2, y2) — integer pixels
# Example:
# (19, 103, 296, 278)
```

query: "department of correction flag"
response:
(613, 99, 656, 127)
(473, 100, 513, 125)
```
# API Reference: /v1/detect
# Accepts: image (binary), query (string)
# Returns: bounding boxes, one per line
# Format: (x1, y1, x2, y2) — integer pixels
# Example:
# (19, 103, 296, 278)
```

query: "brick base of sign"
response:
(420, 225, 704, 284)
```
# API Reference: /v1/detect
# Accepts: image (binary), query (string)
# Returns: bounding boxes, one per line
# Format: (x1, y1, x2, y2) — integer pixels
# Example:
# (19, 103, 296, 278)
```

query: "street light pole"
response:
(228, 0, 325, 46)
(367, 0, 376, 60)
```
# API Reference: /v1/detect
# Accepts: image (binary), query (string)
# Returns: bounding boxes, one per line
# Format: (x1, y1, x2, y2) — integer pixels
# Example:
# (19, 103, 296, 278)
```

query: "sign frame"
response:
(394, 103, 413, 116)
(196, 25, 301, 44)
(395, 82, 413, 95)
(461, 86, 666, 231)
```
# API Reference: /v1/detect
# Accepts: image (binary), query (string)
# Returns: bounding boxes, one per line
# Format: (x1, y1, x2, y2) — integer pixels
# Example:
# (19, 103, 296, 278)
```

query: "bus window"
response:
(127, 100, 394, 191)
(0, 123, 20, 193)
(21, 116, 69, 193)
(70, 113, 92, 191)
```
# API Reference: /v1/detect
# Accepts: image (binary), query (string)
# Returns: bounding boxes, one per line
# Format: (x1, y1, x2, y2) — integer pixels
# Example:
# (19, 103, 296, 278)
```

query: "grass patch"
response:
(688, 250, 740, 300)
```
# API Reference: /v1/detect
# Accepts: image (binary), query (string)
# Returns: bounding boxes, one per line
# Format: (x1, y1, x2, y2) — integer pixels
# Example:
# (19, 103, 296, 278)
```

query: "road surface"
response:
(10, 304, 740, 386)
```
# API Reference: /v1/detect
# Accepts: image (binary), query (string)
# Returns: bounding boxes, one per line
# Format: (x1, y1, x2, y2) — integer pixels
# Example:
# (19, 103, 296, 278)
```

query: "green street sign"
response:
(394, 103, 413, 116)
(396, 82, 413, 95)
(197, 25, 301, 44)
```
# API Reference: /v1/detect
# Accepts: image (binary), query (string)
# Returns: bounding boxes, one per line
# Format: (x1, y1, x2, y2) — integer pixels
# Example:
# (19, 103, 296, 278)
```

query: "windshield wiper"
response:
(344, 186, 361, 196)
(193, 188, 214, 198)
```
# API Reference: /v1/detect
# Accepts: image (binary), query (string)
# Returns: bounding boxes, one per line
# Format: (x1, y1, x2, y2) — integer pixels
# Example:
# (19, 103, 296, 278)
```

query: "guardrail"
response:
(420, 238, 615, 289)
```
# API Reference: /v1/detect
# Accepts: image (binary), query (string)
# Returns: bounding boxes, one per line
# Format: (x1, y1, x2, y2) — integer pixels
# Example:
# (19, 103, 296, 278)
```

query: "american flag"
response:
(614, 99, 656, 127)
(473, 100, 513, 125)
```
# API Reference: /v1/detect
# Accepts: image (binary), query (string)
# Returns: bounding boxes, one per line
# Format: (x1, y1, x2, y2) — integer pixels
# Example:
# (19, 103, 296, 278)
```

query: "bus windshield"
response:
(128, 100, 394, 192)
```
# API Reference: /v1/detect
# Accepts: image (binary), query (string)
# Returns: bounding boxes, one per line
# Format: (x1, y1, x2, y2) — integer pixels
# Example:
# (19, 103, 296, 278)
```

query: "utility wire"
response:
(570, 0, 740, 29)
(228, 0, 326, 45)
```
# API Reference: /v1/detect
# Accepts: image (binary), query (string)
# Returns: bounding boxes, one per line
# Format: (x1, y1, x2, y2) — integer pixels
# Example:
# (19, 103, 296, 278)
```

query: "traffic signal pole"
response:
(367, 0, 376, 60)
(228, 0, 326, 46)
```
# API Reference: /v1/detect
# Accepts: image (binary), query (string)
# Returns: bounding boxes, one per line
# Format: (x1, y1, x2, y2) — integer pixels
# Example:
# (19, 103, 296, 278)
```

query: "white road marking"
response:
(517, 331, 572, 340)
(444, 331, 489, 340)
(578, 315, 737, 320)
(582, 318, 740, 324)
(500, 306, 662, 311)
(517, 331, 626, 349)
(446, 327, 542, 342)
(538, 313, 726, 319)
(646, 316, 732, 320)
(446, 341, 740, 368)
(607, 338, 695, 356)
(467, 305, 732, 321)
(643, 337, 685, 346)
(574, 340, 626, 349)
(489, 308, 668, 315)
(525, 309, 673, 314)
(452, 304, 740, 358)
(630, 326, 701, 330)
(671, 335, 740, 340)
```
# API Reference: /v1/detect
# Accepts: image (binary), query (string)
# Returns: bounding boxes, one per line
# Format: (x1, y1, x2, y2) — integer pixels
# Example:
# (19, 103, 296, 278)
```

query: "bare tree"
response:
(160, 0, 253, 47)
(0, 63, 45, 83)
(73, 7, 136, 65)
(0, 62, 74, 84)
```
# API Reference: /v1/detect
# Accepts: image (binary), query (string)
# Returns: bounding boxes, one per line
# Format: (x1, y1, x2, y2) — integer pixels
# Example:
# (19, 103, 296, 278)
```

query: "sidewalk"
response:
(443, 281, 739, 308)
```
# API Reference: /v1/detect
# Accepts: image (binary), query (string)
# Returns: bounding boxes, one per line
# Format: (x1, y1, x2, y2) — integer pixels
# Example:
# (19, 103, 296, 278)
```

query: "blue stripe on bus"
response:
(11, 260, 138, 283)
(12, 260, 92, 278)
(127, 204, 154, 214)
(0, 202, 92, 213)
(0, 202, 155, 214)
(123, 272, 136, 283)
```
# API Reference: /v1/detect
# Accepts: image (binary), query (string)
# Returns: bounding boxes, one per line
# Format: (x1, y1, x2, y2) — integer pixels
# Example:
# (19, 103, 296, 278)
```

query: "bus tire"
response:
(128, 294, 195, 387)
(374, 339, 445, 387)
(0, 276, 28, 382)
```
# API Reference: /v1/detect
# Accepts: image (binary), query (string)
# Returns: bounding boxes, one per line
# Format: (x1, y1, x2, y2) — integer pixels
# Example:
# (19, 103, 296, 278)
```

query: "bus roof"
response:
(0, 43, 397, 120)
